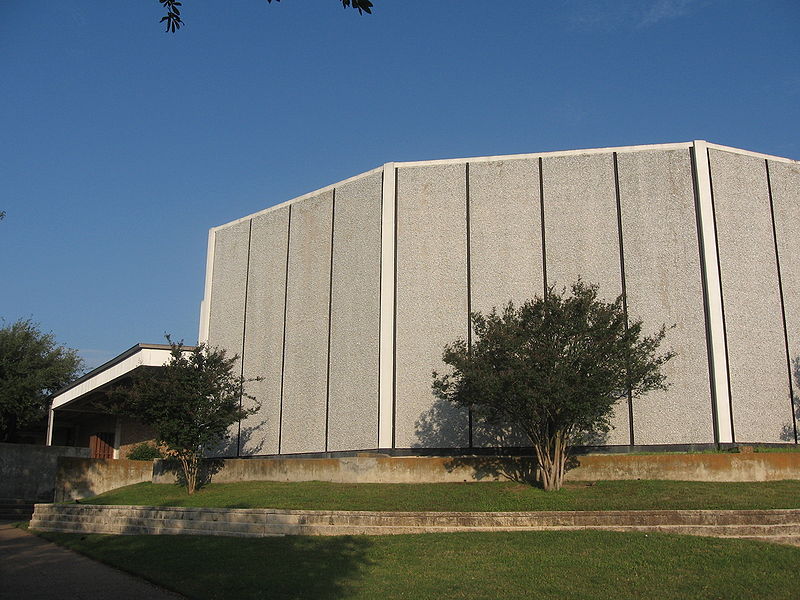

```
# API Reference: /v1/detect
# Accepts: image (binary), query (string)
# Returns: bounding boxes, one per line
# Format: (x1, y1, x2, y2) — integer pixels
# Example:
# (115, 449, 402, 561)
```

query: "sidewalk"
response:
(0, 521, 183, 600)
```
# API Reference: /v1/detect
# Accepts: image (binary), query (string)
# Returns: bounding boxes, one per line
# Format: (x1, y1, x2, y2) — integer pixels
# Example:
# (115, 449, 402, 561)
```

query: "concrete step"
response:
(30, 504, 800, 545)
(261, 509, 800, 528)
(34, 505, 800, 527)
(31, 519, 281, 538)
(32, 514, 270, 536)
(258, 522, 800, 537)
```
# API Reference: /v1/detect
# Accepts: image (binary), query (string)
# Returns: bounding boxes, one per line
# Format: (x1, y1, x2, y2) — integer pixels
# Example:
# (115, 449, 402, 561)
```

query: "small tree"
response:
(116, 337, 260, 494)
(0, 319, 83, 441)
(433, 281, 674, 491)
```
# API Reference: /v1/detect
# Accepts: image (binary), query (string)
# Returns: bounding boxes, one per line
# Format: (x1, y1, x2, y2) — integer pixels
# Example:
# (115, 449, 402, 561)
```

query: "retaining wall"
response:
(0, 443, 89, 501)
(52, 452, 800, 501)
(54, 457, 153, 502)
(152, 452, 800, 485)
(29, 504, 800, 545)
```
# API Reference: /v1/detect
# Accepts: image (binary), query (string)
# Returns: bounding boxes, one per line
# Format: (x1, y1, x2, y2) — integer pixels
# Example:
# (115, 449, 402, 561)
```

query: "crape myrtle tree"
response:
(433, 281, 674, 491)
(157, 0, 373, 32)
(116, 337, 260, 494)
(0, 319, 84, 442)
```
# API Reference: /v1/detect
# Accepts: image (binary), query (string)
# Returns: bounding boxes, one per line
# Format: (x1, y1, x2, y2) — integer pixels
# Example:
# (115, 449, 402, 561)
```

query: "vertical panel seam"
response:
(392, 167, 398, 449)
(765, 160, 798, 444)
(465, 163, 473, 448)
(613, 153, 635, 446)
(690, 146, 720, 444)
(236, 219, 253, 458)
(707, 149, 736, 443)
(325, 190, 336, 452)
(539, 157, 548, 294)
(278, 205, 293, 455)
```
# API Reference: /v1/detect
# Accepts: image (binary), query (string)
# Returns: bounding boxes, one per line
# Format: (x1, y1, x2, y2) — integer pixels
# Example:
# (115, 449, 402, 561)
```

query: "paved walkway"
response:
(0, 521, 183, 600)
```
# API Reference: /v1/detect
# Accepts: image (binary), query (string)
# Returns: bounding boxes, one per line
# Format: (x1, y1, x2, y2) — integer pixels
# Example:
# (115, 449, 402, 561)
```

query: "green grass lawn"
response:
(79, 479, 800, 511)
(34, 528, 800, 600)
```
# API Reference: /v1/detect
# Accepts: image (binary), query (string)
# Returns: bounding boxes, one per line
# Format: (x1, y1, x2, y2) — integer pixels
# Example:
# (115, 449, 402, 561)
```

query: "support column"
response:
(378, 163, 396, 449)
(46, 405, 55, 446)
(113, 416, 122, 459)
(198, 228, 217, 345)
(692, 140, 734, 443)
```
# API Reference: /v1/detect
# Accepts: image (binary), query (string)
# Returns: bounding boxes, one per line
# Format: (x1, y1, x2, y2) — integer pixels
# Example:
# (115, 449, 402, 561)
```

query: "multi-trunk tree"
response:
(433, 281, 674, 491)
(115, 337, 260, 494)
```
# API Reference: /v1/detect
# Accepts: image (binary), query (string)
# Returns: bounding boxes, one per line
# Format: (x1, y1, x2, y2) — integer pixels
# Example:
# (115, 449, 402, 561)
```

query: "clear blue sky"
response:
(1, 0, 798, 370)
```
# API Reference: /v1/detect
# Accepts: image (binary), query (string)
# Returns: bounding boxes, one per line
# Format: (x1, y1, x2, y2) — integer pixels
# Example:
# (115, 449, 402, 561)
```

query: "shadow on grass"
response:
(43, 532, 374, 600)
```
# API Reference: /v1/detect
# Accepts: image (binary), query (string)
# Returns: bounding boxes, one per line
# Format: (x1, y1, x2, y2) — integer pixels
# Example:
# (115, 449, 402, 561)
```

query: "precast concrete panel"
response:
(767, 159, 800, 440)
(709, 149, 789, 443)
(327, 173, 382, 451)
(469, 159, 544, 311)
(395, 164, 469, 448)
(617, 149, 713, 444)
(468, 158, 542, 447)
(239, 207, 290, 456)
(281, 191, 333, 454)
(541, 152, 629, 445)
(207, 220, 251, 456)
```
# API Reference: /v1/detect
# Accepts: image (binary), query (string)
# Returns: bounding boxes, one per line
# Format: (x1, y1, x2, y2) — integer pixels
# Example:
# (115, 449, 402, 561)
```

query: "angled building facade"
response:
(200, 141, 800, 457)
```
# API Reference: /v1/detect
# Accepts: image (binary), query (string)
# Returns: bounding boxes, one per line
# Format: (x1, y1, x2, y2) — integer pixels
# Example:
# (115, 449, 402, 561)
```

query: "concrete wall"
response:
(239, 206, 289, 456)
(395, 164, 469, 449)
(468, 159, 543, 448)
(54, 457, 153, 502)
(0, 443, 89, 501)
(148, 452, 800, 485)
(207, 220, 250, 456)
(204, 142, 800, 454)
(327, 173, 382, 451)
(709, 150, 792, 443)
(767, 159, 800, 441)
(617, 149, 713, 444)
(207, 171, 384, 457)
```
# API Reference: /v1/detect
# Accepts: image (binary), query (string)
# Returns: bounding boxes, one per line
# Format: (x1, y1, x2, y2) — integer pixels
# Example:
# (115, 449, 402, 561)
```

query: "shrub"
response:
(126, 442, 165, 461)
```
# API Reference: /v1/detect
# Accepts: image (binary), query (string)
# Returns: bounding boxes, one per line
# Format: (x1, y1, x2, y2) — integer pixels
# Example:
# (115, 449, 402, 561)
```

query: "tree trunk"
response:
(179, 454, 199, 495)
(533, 430, 569, 491)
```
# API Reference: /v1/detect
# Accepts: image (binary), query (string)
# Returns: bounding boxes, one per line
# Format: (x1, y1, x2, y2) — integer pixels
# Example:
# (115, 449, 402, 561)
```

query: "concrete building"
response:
(200, 140, 800, 457)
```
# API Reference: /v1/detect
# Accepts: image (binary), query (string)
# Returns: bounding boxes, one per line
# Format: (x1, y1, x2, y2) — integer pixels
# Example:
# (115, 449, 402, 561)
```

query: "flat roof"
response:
(51, 343, 196, 410)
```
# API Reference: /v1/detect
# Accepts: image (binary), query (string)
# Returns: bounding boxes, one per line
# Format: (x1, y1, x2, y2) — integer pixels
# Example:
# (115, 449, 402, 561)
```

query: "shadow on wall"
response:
(156, 419, 270, 492)
(780, 357, 800, 443)
(209, 419, 269, 458)
(154, 458, 224, 493)
(55, 457, 153, 502)
(414, 397, 608, 486)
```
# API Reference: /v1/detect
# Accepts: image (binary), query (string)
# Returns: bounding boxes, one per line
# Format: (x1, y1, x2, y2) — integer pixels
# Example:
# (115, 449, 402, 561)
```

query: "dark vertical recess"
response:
(392, 167, 398, 449)
(690, 147, 720, 444)
(465, 163, 473, 448)
(539, 157, 548, 294)
(324, 190, 336, 452)
(377, 170, 384, 449)
(612, 153, 635, 446)
(277, 205, 293, 455)
(236, 219, 253, 457)
(707, 149, 736, 442)
(765, 160, 798, 444)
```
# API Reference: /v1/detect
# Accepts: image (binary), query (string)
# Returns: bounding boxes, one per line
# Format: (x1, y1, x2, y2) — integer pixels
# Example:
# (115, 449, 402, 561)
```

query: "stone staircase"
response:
(29, 504, 800, 545)
(0, 499, 35, 522)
